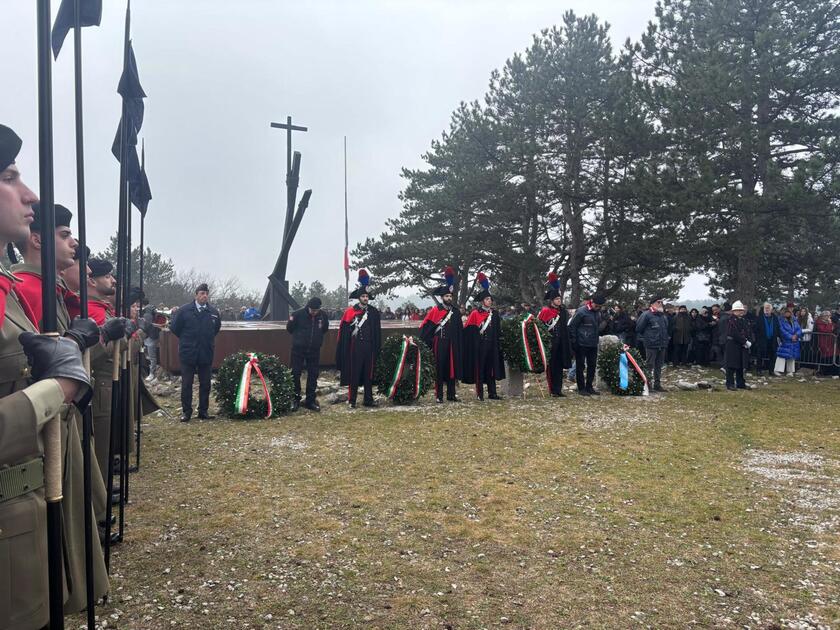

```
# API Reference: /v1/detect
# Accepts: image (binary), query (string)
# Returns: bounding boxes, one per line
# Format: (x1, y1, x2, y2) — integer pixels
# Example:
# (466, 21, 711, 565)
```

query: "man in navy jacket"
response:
(170, 283, 221, 421)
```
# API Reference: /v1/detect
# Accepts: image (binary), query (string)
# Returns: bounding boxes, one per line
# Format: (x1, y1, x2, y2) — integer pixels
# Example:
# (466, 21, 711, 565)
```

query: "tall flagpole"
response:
(71, 0, 96, 624)
(36, 1, 65, 627)
(344, 136, 349, 302)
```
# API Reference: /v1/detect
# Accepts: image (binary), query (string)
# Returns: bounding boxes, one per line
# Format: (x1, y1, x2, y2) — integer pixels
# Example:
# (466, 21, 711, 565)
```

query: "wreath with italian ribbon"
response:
(596, 342, 650, 396)
(500, 313, 552, 373)
(373, 334, 436, 405)
(214, 351, 295, 419)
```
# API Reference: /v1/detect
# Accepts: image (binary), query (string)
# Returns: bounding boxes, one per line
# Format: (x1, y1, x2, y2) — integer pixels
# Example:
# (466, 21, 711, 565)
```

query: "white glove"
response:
(744, 340, 752, 349)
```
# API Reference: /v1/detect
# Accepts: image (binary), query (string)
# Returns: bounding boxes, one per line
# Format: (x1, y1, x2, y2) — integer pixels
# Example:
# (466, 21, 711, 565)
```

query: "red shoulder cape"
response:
(464, 309, 489, 328)
(538, 306, 559, 325)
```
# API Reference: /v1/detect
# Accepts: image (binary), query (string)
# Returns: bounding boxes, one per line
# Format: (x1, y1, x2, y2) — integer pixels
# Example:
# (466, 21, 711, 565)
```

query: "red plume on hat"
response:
(476, 272, 490, 291)
(358, 268, 370, 286)
(547, 272, 560, 291)
(444, 266, 455, 286)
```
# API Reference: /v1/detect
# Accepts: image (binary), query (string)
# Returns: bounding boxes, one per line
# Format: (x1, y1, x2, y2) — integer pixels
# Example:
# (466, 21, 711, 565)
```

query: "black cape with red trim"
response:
(419, 305, 463, 380)
(336, 304, 381, 386)
(539, 306, 572, 368)
(461, 308, 505, 384)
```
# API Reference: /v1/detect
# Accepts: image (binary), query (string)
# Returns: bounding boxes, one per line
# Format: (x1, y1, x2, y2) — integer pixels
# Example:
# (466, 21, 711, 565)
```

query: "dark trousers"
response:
(348, 348, 374, 405)
(574, 346, 597, 390)
(712, 343, 726, 365)
(291, 347, 320, 404)
(755, 348, 776, 373)
(434, 337, 457, 401)
(692, 341, 710, 365)
(673, 343, 689, 365)
(435, 378, 457, 401)
(181, 362, 212, 416)
(726, 367, 746, 388)
(549, 362, 565, 395)
(646, 347, 666, 387)
(475, 345, 498, 399)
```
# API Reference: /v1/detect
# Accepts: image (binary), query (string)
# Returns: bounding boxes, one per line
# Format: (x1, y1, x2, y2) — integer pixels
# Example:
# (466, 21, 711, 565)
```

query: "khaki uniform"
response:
(0, 264, 59, 630)
(10, 263, 109, 614)
(90, 340, 116, 489)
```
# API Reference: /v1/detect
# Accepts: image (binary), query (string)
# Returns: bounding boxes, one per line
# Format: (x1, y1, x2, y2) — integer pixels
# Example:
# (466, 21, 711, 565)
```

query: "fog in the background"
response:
(2, 0, 711, 301)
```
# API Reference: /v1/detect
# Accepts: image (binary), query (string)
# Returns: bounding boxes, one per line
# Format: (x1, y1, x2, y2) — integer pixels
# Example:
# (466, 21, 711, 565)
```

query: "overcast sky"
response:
(2, 0, 711, 300)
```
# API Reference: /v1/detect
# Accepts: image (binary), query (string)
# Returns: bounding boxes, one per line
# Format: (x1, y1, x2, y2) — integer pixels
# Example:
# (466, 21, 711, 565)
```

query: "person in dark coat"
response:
(712, 302, 731, 365)
(336, 270, 382, 408)
(169, 283, 222, 421)
(724, 300, 753, 390)
(462, 273, 505, 400)
(752, 302, 779, 375)
(420, 266, 463, 403)
(609, 304, 634, 345)
(635, 297, 671, 392)
(690, 308, 712, 365)
(538, 273, 572, 397)
(287, 297, 330, 411)
(568, 292, 606, 395)
(671, 305, 692, 365)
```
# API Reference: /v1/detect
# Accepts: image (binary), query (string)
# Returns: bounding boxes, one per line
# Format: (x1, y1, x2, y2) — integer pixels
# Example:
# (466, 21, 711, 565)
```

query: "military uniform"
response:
(0, 263, 54, 630)
(336, 271, 381, 407)
(462, 276, 505, 400)
(287, 300, 329, 409)
(538, 275, 572, 397)
(11, 262, 109, 613)
(420, 268, 463, 402)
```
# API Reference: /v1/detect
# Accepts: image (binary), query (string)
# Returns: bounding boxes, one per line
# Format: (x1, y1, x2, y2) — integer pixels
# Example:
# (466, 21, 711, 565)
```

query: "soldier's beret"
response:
(0, 124, 22, 173)
(88, 258, 113, 278)
(31, 202, 73, 232)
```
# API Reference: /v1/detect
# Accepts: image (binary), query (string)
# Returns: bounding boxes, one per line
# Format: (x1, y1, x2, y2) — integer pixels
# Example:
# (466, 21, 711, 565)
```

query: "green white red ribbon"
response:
(388, 335, 422, 399)
(521, 314, 548, 374)
(235, 353, 273, 417)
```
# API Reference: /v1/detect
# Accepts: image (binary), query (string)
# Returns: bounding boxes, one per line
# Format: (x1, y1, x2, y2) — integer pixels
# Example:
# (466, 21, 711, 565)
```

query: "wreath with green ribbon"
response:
(500, 313, 552, 373)
(596, 342, 650, 396)
(214, 351, 295, 419)
(373, 334, 436, 405)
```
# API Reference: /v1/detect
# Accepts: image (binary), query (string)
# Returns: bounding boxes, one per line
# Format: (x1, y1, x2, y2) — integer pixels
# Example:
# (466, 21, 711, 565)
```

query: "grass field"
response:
(79, 370, 840, 629)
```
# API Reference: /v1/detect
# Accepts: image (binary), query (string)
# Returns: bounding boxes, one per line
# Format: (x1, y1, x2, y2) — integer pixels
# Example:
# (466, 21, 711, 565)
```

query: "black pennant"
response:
(52, 0, 103, 58)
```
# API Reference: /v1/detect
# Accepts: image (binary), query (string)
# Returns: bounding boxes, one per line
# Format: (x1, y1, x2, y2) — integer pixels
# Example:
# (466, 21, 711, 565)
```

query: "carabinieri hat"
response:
(348, 269, 374, 300)
(431, 266, 456, 297)
(0, 124, 23, 173)
(473, 272, 492, 302)
(544, 272, 561, 301)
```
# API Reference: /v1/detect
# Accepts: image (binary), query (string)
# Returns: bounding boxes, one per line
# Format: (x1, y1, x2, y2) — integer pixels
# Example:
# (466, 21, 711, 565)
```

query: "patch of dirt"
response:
(742, 450, 840, 534)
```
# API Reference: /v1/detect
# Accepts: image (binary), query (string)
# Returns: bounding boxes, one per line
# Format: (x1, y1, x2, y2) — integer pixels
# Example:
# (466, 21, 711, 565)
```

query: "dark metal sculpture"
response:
(261, 116, 313, 320)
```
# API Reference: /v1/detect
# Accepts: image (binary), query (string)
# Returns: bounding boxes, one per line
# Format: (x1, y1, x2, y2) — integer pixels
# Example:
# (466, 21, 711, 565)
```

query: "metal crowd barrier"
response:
(796, 331, 840, 368)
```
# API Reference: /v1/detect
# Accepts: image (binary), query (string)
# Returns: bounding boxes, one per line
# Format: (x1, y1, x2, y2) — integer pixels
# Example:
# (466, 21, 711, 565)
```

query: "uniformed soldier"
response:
(537, 273, 572, 397)
(0, 123, 96, 629)
(462, 273, 505, 400)
(420, 266, 464, 403)
(9, 199, 109, 612)
(85, 259, 123, 485)
(286, 297, 330, 411)
(336, 270, 382, 408)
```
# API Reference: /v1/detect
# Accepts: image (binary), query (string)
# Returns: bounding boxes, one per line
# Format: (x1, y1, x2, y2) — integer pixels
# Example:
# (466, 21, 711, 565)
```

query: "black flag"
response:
(52, 0, 103, 58)
(118, 41, 146, 99)
(130, 141, 152, 216)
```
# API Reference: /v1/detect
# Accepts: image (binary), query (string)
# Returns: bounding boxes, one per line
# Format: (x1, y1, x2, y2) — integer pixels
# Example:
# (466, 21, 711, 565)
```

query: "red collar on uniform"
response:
(422, 305, 451, 326)
(465, 309, 489, 327)
(538, 306, 559, 324)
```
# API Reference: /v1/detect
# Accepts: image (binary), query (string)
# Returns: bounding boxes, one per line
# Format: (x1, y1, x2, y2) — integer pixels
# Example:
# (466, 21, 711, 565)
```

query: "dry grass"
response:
(73, 370, 840, 629)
